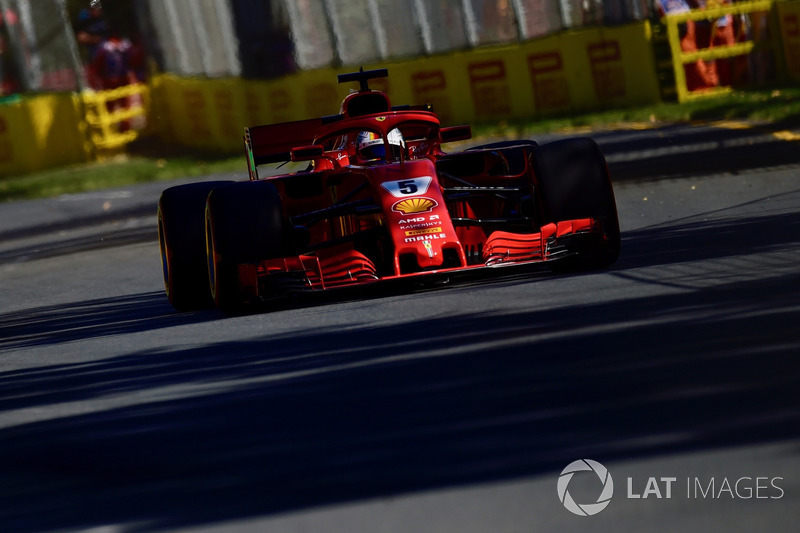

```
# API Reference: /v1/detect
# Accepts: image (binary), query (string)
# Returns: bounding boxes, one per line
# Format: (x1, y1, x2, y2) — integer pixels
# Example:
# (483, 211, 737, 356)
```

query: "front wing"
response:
(234, 218, 602, 301)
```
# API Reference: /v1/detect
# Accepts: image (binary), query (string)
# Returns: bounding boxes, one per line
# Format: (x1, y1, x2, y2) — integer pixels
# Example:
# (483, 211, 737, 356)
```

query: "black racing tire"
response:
(532, 138, 620, 270)
(205, 180, 286, 314)
(158, 180, 233, 311)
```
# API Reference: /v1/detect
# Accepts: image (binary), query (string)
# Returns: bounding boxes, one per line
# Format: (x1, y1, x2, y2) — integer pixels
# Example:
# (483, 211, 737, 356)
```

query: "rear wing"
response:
(244, 118, 323, 177)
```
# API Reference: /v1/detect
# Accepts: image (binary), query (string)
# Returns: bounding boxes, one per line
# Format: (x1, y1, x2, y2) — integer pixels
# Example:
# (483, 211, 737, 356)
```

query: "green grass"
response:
(0, 152, 245, 202)
(472, 86, 800, 137)
(2, 85, 800, 203)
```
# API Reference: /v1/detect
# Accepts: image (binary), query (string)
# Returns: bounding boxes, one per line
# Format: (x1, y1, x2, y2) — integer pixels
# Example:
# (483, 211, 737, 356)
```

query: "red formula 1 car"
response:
(158, 68, 620, 313)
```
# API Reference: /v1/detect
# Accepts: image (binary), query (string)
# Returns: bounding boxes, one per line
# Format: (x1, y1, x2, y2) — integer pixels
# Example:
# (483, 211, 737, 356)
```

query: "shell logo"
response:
(392, 197, 438, 215)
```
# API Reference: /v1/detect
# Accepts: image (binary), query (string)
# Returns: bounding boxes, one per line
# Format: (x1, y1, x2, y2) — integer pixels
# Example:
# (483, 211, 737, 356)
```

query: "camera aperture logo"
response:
(557, 459, 614, 516)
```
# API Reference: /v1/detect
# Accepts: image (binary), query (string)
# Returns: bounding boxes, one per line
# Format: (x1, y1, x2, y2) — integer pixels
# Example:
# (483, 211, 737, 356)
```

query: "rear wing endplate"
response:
(244, 118, 323, 169)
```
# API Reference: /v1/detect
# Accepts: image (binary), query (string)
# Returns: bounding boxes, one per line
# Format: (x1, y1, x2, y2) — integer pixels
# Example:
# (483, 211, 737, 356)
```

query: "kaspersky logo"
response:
(557, 459, 614, 516)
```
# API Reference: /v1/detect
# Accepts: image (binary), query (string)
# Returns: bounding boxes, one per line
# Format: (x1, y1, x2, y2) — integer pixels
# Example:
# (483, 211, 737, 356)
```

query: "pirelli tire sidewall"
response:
(158, 180, 233, 311)
(532, 137, 621, 270)
(205, 180, 286, 313)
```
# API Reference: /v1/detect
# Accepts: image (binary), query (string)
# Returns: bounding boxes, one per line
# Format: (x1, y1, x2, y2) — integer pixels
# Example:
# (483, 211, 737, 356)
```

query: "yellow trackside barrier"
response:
(0, 93, 87, 176)
(663, 0, 780, 102)
(81, 83, 150, 156)
(154, 22, 662, 153)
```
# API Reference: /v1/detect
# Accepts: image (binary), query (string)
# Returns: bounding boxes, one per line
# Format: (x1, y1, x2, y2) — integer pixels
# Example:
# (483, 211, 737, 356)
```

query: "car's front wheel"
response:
(532, 138, 620, 270)
(205, 180, 286, 314)
(158, 181, 232, 311)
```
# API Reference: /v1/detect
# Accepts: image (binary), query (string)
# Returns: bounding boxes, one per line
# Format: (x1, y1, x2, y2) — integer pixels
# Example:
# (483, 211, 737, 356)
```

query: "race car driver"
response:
(356, 128, 405, 163)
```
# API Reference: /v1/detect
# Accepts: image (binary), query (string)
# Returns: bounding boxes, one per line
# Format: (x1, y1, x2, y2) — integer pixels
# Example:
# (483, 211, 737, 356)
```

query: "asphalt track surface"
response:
(0, 121, 799, 532)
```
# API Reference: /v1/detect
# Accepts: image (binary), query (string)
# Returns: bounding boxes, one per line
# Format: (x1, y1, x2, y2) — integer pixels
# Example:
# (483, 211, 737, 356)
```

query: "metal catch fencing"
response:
(0, 0, 84, 93)
(143, 0, 655, 76)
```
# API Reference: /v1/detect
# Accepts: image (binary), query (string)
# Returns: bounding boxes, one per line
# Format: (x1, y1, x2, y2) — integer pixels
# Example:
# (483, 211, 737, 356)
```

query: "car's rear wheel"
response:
(532, 138, 620, 270)
(158, 181, 232, 311)
(205, 180, 286, 314)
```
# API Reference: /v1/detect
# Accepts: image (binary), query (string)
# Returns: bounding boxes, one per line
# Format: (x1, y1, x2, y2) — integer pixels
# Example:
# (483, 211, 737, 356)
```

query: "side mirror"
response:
(290, 144, 325, 162)
(439, 125, 472, 143)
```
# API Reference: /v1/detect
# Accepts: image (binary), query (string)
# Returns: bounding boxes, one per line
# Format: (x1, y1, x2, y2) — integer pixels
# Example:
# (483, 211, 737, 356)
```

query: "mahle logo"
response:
(557, 459, 614, 516)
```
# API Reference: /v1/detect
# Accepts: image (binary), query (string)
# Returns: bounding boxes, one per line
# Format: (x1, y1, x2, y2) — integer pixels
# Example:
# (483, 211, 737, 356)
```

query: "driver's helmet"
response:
(356, 128, 405, 162)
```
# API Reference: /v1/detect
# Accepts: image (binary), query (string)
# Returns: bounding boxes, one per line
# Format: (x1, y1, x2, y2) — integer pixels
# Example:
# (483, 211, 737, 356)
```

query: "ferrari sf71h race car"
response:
(158, 68, 620, 313)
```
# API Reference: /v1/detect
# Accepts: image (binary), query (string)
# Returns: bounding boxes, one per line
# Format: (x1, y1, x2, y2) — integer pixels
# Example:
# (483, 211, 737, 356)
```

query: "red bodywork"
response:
(236, 70, 608, 300)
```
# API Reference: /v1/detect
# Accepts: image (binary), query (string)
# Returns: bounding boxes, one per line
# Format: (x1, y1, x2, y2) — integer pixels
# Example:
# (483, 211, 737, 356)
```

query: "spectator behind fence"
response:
(699, 0, 739, 86)
(90, 28, 142, 131)
(91, 31, 137, 90)
(657, 0, 720, 91)
(0, 7, 20, 95)
(76, 2, 108, 66)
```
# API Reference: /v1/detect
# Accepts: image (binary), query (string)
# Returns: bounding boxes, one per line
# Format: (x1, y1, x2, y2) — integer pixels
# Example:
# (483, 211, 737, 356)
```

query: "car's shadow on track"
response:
(0, 291, 216, 351)
(1, 206, 799, 531)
